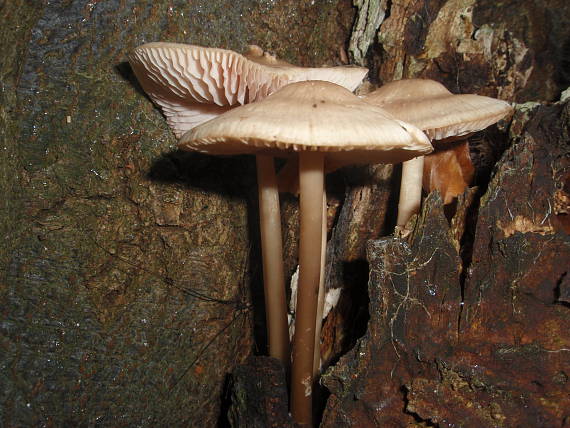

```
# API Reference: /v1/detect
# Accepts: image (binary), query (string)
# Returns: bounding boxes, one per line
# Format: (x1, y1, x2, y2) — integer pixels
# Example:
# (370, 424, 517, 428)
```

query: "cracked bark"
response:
(320, 100, 570, 427)
(315, 1, 570, 425)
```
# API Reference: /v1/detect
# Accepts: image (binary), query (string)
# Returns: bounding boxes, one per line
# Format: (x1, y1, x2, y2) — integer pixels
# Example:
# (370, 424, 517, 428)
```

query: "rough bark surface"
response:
(320, 100, 570, 427)
(228, 357, 294, 428)
(314, 2, 570, 426)
(231, 0, 570, 422)
(375, 0, 570, 101)
(0, 1, 354, 426)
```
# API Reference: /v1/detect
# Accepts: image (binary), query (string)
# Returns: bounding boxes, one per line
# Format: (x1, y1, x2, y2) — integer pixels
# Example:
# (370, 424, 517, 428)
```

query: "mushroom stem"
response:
(291, 151, 325, 427)
(313, 191, 327, 378)
(396, 155, 425, 228)
(256, 154, 290, 368)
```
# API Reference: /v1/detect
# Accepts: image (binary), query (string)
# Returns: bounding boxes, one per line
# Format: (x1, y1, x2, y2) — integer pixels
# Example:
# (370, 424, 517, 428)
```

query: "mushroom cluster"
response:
(180, 79, 432, 425)
(130, 43, 368, 371)
(129, 43, 512, 427)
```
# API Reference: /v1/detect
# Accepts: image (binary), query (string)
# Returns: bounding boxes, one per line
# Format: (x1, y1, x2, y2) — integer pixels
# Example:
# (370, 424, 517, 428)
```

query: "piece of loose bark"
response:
(423, 141, 475, 204)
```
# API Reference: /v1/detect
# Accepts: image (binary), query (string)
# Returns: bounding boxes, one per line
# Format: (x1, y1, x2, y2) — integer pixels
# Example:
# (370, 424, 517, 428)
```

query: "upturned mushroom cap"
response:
(364, 79, 513, 140)
(179, 80, 432, 165)
(129, 43, 368, 138)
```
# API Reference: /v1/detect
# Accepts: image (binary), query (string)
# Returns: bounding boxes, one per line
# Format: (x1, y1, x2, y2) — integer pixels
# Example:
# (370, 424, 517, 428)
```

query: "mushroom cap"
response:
(364, 79, 513, 140)
(179, 81, 432, 165)
(129, 42, 368, 138)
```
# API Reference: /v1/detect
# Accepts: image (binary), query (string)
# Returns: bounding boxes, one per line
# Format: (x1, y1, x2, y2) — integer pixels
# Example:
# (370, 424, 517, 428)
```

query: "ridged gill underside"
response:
(129, 43, 368, 138)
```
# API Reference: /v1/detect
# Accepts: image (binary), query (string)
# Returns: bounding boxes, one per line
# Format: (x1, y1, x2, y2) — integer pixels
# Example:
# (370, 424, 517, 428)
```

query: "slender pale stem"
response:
(313, 191, 327, 378)
(396, 155, 425, 228)
(256, 154, 290, 368)
(291, 151, 325, 427)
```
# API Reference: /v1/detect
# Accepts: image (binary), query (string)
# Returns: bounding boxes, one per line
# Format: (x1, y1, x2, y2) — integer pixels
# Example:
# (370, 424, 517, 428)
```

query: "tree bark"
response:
(0, 1, 355, 426)
(321, 99, 570, 428)
(318, 0, 570, 425)
(2, 0, 569, 426)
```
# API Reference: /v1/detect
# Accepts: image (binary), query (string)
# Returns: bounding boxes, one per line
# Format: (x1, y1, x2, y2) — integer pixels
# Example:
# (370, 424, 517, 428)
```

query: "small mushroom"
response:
(129, 43, 368, 369)
(180, 80, 432, 426)
(364, 78, 512, 228)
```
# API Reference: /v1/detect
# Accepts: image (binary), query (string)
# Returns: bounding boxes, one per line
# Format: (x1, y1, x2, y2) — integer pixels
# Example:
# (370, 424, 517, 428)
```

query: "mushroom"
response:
(179, 80, 432, 426)
(128, 43, 368, 368)
(129, 42, 368, 137)
(364, 78, 513, 228)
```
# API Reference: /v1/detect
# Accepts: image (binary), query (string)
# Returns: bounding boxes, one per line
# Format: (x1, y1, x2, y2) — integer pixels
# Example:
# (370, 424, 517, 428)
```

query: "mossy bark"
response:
(0, 1, 354, 426)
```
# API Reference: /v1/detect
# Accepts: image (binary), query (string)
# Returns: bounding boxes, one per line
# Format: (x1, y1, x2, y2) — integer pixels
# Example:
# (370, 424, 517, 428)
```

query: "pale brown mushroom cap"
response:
(364, 79, 513, 140)
(243, 45, 297, 67)
(179, 81, 432, 165)
(129, 42, 368, 138)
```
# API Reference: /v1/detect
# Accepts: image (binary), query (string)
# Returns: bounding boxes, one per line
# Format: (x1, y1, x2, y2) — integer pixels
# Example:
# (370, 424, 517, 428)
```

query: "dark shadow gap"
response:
(315, 259, 371, 425)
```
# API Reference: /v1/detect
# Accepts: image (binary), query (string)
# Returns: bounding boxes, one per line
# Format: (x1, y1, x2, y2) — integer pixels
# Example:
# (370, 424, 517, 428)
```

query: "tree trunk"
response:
(318, 0, 570, 426)
(0, 1, 355, 426)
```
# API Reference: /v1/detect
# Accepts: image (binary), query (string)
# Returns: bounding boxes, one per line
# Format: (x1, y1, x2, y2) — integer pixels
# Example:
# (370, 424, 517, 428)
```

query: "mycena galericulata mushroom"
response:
(129, 43, 368, 368)
(179, 80, 432, 426)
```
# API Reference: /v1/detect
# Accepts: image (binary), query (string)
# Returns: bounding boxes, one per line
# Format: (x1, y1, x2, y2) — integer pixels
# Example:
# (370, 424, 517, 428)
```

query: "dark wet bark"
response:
(228, 357, 294, 428)
(0, 1, 354, 426)
(321, 99, 570, 428)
